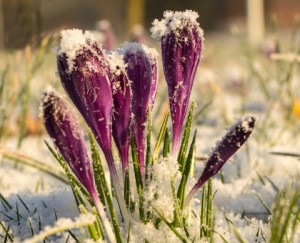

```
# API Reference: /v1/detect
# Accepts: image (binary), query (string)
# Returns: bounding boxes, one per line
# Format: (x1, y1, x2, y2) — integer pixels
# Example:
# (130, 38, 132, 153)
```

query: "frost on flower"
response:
(108, 51, 132, 176)
(122, 42, 157, 175)
(185, 115, 256, 206)
(41, 87, 96, 195)
(151, 10, 204, 155)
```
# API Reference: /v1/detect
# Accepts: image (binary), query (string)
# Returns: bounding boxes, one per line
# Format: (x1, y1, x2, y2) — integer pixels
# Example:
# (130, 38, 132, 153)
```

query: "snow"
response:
(150, 10, 204, 40)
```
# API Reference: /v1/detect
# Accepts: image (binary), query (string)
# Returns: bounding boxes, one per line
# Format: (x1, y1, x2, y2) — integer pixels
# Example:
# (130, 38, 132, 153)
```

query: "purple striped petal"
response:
(151, 10, 204, 155)
(184, 115, 256, 207)
(41, 87, 95, 194)
(57, 29, 113, 157)
(56, 30, 128, 218)
(122, 43, 157, 175)
(108, 52, 132, 176)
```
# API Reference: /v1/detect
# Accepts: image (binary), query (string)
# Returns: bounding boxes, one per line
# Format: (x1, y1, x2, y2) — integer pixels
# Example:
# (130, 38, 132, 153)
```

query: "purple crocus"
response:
(184, 115, 256, 207)
(41, 87, 115, 242)
(95, 20, 116, 50)
(122, 43, 158, 175)
(151, 10, 204, 155)
(108, 52, 132, 177)
(56, 29, 127, 220)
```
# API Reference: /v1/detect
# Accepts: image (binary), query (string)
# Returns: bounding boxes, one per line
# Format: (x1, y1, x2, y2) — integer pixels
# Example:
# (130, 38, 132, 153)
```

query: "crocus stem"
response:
(104, 150, 129, 224)
(90, 190, 116, 243)
(172, 131, 181, 156)
(183, 180, 204, 209)
(120, 145, 129, 179)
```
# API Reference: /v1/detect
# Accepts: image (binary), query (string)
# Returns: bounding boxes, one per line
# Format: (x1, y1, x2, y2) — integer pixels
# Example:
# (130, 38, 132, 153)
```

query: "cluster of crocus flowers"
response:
(151, 10, 204, 155)
(40, 10, 257, 241)
(41, 87, 116, 242)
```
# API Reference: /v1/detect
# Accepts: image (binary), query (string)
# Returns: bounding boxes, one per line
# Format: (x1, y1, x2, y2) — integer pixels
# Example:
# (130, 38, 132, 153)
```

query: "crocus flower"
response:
(122, 43, 158, 175)
(184, 115, 256, 207)
(56, 29, 127, 220)
(151, 10, 204, 155)
(108, 52, 132, 177)
(95, 20, 116, 50)
(41, 87, 116, 242)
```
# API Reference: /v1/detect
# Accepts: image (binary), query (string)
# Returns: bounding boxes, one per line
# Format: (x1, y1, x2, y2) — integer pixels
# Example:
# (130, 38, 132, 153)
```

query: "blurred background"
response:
(0, 0, 300, 146)
(0, 0, 300, 49)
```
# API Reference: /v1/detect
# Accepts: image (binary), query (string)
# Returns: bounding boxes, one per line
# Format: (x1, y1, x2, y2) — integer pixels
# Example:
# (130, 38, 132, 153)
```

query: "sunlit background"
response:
(0, 0, 300, 49)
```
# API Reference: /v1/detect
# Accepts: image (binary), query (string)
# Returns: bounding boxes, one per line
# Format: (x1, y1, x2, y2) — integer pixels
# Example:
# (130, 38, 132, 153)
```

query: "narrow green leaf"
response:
(178, 102, 195, 170)
(206, 178, 213, 238)
(0, 193, 12, 210)
(200, 184, 206, 239)
(67, 230, 80, 243)
(151, 204, 188, 243)
(88, 131, 123, 243)
(92, 207, 104, 240)
(163, 127, 171, 158)
(79, 205, 99, 241)
(254, 192, 271, 215)
(153, 112, 169, 161)
(145, 109, 153, 182)
(45, 141, 94, 206)
(177, 130, 197, 209)
(0, 222, 13, 242)
(131, 137, 145, 222)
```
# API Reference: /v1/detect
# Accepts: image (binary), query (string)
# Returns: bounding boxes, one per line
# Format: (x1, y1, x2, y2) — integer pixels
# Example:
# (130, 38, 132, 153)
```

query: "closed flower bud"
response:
(56, 29, 127, 219)
(184, 115, 256, 207)
(151, 10, 204, 155)
(108, 52, 132, 176)
(41, 87, 95, 194)
(122, 42, 157, 175)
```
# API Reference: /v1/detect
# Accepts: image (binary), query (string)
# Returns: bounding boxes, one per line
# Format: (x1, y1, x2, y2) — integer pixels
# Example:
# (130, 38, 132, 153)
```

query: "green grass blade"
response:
(145, 109, 153, 182)
(178, 102, 195, 171)
(254, 192, 271, 215)
(153, 112, 169, 161)
(200, 184, 207, 239)
(131, 137, 145, 222)
(206, 178, 213, 238)
(0, 193, 12, 210)
(0, 221, 13, 242)
(45, 141, 94, 206)
(79, 205, 99, 241)
(224, 212, 246, 243)
(1, 149, 68, 184)
(163, 127, 171, 157)
(88, 131, 123, 243)
(151, 204, 188, 243)
(177, 130, 197, 209)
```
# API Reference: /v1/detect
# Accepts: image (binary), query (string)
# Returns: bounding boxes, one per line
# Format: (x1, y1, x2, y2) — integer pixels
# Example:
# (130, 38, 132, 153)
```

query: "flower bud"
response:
(41, 87, 95, 193)
(151, 10, 204, 154)
(122, 43, 157, 175)
(108, 52, 132, 176)
(184, 115, 256, 207)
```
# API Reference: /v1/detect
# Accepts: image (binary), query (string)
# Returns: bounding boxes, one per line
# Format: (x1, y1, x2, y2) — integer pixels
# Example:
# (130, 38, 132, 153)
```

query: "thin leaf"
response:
(153, 112, 169, 161)
(178, 102, 195, 171)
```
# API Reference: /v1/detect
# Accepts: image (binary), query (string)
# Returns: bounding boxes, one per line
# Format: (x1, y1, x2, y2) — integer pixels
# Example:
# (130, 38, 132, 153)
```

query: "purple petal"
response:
(184, 115, 256, 206)
(57, 29, 113, 160)
(108, 52, 132, 176)
(41, 87, 95, 194)
(122, 43, 157, 175)
(151, 10, 204, 155)
(56, 30, 128, 219)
